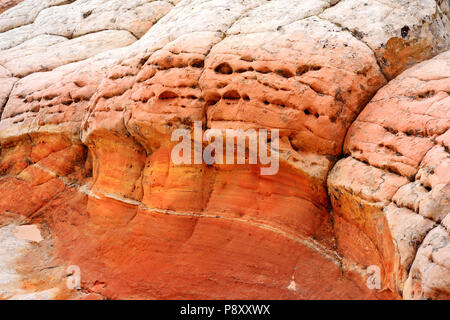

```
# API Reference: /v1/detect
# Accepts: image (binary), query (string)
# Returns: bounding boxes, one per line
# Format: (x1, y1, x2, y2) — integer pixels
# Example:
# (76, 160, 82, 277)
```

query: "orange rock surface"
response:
(328, 51, 450, 299)
(0, 0, 22, 14)
(0, 0, 448, 300)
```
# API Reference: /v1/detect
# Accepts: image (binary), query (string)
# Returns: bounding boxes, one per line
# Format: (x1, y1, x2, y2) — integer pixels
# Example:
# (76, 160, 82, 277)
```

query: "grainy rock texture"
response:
(320, 0, 450, 79)
(0, 0, 22, 14)
(0, 0, 448, 300)
(328, 50, 450, 299)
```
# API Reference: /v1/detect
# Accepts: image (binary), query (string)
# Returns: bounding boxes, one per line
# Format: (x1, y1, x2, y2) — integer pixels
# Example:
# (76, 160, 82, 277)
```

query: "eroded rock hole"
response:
(83, 10, 92, 19)
(191, 59, 204, 68)
(214, 63, 233, 74)
(223, 90, 240, 100)
(401, 25, 410, 38)
(275, 69, 294, 78)
(416, 90, 436, 99)
(206, 93, 221, 106)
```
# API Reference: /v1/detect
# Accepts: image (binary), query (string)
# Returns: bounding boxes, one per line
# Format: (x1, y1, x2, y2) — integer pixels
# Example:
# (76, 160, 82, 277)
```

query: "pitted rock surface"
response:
(328, 51, 449, 299)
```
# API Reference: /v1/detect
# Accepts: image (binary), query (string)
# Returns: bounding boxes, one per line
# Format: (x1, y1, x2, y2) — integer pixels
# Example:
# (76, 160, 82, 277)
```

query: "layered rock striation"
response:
(0, 0, 448, 299)
(328, 50, 450, 299)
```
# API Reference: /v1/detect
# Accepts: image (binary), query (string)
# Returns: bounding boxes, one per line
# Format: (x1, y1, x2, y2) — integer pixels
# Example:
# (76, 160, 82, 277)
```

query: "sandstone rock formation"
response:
(0, 0, 448, 300)
(0, 0, 22, 15)
(320, 0, 450, 79)
(328, 50, 450, 299)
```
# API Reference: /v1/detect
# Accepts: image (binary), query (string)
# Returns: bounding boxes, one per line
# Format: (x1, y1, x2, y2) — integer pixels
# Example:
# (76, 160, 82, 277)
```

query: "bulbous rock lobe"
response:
(328, 51, 450, 299)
